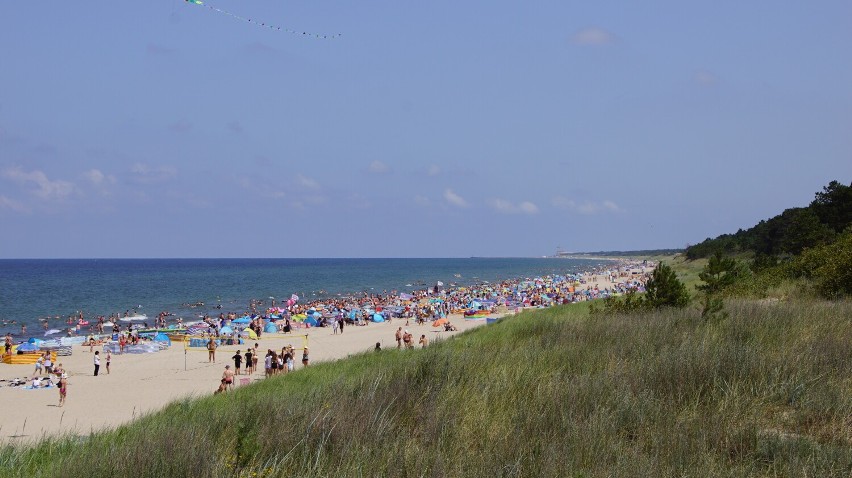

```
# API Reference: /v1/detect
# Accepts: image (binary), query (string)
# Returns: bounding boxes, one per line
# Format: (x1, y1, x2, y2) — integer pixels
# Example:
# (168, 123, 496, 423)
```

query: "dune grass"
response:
(1, 299, 850, 477)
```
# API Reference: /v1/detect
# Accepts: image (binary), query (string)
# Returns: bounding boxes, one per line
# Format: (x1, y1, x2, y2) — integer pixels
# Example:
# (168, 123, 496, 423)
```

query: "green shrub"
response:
(787, 231, 852, 299)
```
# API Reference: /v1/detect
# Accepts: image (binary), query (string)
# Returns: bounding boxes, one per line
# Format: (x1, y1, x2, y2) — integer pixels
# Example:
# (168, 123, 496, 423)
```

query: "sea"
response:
(0, 257, 613, 336)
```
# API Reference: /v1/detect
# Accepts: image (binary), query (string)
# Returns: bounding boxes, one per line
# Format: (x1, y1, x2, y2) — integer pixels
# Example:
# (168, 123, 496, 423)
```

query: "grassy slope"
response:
(2, 284, 851, 476)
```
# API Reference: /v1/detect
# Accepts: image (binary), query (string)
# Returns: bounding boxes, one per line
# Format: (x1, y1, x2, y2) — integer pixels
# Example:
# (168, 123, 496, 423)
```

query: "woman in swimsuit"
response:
(58, 373, 68, 407)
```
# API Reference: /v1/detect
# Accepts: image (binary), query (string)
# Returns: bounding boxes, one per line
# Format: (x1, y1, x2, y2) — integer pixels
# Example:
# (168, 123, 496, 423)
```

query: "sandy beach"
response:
(0, 267, 638, 446)
(0, 313, 496, 445)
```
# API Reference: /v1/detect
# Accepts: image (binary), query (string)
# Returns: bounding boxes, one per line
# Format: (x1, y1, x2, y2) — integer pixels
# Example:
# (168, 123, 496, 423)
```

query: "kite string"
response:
(199, 3, 340, 39)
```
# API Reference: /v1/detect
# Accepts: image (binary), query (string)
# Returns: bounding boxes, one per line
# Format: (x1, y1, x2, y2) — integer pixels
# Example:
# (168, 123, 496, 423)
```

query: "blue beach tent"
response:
(264, 323, 278, 333)
(153, 333, 171, 345)
(17, 342, 39, 352)
(372, 313, 385, 323)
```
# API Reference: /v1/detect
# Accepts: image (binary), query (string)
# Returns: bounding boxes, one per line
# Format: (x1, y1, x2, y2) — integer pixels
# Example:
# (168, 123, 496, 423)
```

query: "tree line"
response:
(592, 180, 852, 317)
(685, 180, 852, 259)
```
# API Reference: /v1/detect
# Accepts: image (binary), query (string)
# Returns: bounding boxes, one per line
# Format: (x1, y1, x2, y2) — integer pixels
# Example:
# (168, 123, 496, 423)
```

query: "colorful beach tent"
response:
(372, 313, 385, 323)
(240, 328, 258, 340)
(153, 333, 171, 345)
(219, 326, 234, 335)
(304, 316, 318, 327)
(232, 316, 252, 324)
(264, 323, 278, 333)
(16, 342, 39, 352)
(432, 318, 448, 327)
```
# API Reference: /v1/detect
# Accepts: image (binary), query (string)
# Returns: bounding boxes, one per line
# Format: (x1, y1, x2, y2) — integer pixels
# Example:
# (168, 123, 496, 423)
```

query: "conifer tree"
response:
(644, 262, 690, 309)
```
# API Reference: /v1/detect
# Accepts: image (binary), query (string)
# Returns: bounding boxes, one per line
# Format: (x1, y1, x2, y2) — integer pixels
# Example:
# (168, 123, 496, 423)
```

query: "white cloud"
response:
(552, 196, 623, 214)
(518, 201, 540, 214)
(2, 167, 74, 200)
(444, 189, 469, 208)
(130, 163, 177, 184)
(83, 169, 116, 186)
(601, 200, 621, 212)
(296, 174, 320, 190)
(489, 198, 539, 215)
(571, 27, 616, 45)
(427, 165, 441, 176)
(368, 160, 391, 174)
(0, 195, 29, 213)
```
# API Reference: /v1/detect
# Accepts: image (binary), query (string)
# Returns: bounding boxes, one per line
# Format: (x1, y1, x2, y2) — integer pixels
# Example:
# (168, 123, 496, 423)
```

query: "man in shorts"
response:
(221, 365, 235, 390)
(207, 338, 217, 363)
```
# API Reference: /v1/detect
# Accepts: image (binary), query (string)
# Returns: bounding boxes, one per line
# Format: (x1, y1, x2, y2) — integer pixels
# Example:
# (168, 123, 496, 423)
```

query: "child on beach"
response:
(106, 349, 111, 374)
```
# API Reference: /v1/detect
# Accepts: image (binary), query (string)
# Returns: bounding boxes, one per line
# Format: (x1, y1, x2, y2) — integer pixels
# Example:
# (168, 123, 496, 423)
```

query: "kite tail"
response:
(186, 0, 341, 39)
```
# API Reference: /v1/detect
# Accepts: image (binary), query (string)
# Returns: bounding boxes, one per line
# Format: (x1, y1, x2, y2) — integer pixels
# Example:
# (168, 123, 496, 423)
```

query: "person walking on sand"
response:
(222, 365, 235, 390)
(419, 334, 428, 348)
(34, 354, 44, 376)
(232, 350, 242, 375)
(93, 350, 100, 376)
(244, 348, 253, 375)
(58, 372, 67, 406)
(207, 337, 217, 363)
(395, 327, 403, 349)
(302, 346, 309, 367)
(264, 350, 272, 378)
(105, 349, 112, 374)
(252, 344, 259, 373)
(44, 352, 53, 375)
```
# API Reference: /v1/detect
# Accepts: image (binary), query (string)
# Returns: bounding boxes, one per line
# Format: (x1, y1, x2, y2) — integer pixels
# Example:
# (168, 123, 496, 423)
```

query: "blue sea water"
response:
(0, 258, 612, 336)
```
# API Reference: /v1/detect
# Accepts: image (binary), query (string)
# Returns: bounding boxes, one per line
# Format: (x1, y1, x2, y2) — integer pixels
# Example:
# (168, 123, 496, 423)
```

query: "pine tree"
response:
(644, 262, 690, 309)
(696, 252, 743, 319)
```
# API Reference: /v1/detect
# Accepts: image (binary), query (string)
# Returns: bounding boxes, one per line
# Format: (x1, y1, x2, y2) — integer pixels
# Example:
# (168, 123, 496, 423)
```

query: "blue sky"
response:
(1, 1, 850, 258)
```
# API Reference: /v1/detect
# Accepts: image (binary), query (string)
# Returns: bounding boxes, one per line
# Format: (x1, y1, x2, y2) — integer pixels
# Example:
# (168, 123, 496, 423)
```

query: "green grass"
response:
(1, 299, 850, 477)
